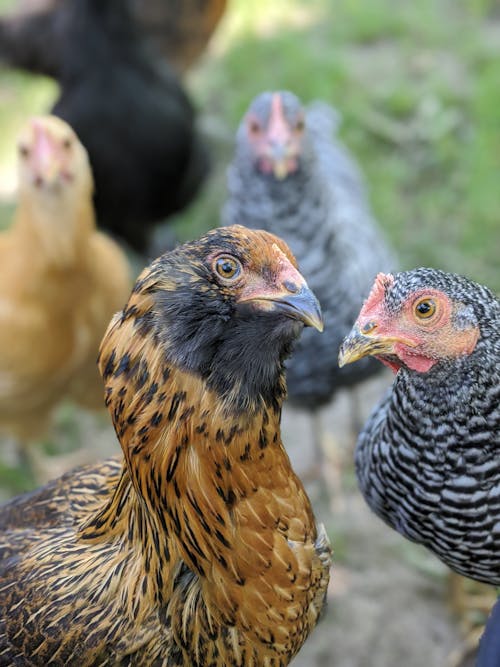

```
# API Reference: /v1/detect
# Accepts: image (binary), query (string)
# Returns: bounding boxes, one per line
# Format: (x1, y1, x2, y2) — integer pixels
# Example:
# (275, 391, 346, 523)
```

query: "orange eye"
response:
(414, 298, 436, 319)
(214, 255, 242, 281)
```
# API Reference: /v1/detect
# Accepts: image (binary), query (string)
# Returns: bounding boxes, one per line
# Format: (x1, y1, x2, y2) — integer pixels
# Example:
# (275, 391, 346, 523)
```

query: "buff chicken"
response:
(0, 115, 130, 478)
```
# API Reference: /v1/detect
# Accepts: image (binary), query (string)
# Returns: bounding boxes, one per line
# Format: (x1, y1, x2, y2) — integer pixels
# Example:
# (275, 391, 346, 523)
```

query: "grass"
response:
(0, 0, 498, 490)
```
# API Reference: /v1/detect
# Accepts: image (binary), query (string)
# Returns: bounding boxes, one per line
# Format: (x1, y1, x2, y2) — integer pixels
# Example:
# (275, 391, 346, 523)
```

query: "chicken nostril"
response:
(362, 321, 377, 334)
(283, 280, 299, 294)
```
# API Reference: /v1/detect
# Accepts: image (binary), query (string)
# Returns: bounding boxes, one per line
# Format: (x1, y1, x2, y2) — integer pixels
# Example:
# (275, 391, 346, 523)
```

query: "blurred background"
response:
(0, 0, 499, 665)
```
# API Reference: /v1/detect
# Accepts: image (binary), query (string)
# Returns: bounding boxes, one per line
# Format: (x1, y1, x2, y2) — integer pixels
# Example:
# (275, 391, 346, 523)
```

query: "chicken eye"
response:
(295, 118, 305, 132)
(214, 256, 242, 281)
(415, 298, 436, 319)
(248, 119, 261, 135)
(62, 137, 72, 149)
(18, 144, 30, 158)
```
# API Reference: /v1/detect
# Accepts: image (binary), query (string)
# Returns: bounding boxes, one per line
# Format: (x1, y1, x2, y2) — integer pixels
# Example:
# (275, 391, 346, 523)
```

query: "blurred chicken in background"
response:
(0, 0, 212, 254)
(223, 90, 396, 491)
(0, 115, 130, 480)
(0, 0, 227, 75)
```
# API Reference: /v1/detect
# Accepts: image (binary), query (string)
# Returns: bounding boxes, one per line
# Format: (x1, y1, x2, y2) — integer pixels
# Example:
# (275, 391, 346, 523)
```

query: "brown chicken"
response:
(0, 115, 130, 473)
(0, 225, 331, 665)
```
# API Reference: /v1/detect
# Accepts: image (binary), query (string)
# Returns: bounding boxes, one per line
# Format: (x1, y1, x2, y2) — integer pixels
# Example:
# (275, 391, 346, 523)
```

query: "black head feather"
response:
(131, 226, 309, 414)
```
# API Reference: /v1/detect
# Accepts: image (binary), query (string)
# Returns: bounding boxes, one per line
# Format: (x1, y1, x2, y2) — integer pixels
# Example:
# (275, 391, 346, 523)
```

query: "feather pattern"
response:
(351, 269, 500, 584)
(0, 226, 331, 665)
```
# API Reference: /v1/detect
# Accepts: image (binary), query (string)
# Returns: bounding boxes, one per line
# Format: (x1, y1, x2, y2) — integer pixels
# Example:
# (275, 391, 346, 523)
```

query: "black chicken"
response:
(339, 268, 499, 584)
(2, 0, 210, 253)
(223, 90, 395, 474)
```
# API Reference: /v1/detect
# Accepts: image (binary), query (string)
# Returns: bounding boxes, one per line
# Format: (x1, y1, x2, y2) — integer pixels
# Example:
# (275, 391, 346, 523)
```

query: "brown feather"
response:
(0, 226, 331, 665)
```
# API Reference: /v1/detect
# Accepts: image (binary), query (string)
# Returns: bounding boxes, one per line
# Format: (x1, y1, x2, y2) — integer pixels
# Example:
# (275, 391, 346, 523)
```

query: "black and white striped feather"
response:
(355, 269, 500, 584)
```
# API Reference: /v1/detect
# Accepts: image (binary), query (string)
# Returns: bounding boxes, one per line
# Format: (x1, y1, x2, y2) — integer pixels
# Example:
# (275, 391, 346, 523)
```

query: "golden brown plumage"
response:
(0, 115, 130, 465)
(0, 225, 331, 665)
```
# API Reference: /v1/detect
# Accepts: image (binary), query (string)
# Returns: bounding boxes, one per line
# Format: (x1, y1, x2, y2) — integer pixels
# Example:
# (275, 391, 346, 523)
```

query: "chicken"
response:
(0, 0, 227, 75)
(0, 225, 331, 665)
(2, 0, 210, 254)
(0, 115, 130, 474)
(223, 90, 395, 481)
(339, 268, 499, 583)
(339, 268, 499, 660)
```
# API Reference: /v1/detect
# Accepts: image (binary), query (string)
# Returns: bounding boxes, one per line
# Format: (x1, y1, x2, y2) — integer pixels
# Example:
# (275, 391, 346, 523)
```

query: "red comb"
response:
(30, 118, 55, 164)
(361, 273, 394, 314)
(267, 93, 291, 143)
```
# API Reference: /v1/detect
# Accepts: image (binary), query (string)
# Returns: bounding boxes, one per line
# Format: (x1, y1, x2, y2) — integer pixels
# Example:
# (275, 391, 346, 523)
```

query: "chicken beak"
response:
(272, 155, 290, 181)
(241, 277, 323, 331)
(267, 283, 324, 331)
(239, 244, 323, 331)
(338, 325, 399, 367)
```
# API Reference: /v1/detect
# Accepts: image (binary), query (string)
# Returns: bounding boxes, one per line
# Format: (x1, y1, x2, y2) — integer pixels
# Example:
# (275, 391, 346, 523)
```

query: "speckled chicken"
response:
(0, 115, 130, 473)
(339, 268, 500, 584)
(223, 91, 395, 415)
(0, 225, 331, 665)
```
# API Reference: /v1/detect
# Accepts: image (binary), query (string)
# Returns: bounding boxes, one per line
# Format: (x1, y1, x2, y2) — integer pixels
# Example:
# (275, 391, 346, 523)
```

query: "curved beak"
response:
(239, 268, 323, 332)
(338, 325, 409, 367)
(262, 283, 324, 331)
(239, 244, 323, 331)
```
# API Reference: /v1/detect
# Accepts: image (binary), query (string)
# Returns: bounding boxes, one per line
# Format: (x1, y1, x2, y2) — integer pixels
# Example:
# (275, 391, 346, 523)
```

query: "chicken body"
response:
(0, 115, 130, 443)
(224, 91, 395, 410)
(339, 268, 500, 585)
(0, 226, 331, 665)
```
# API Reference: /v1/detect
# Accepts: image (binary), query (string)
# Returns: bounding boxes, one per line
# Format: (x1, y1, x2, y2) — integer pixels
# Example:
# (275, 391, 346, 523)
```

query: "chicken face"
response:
(244, 91, 306, 179)
(126, 225, 322, 413)
(339, 270, 480, 374)
(17, 115, 92, 198)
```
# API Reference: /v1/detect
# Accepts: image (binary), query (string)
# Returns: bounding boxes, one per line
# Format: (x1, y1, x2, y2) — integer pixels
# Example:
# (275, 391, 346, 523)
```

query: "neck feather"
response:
(88, 310, 327, 658)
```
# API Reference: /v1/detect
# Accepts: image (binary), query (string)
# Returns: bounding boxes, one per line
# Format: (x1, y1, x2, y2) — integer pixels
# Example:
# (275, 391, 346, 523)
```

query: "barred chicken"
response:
(339, 268, 500, 662)
(339, 268, 499, 583)
(0, 115, 130, 476)
(223, 91, 395, 481)
(0, 225, 331, 665)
